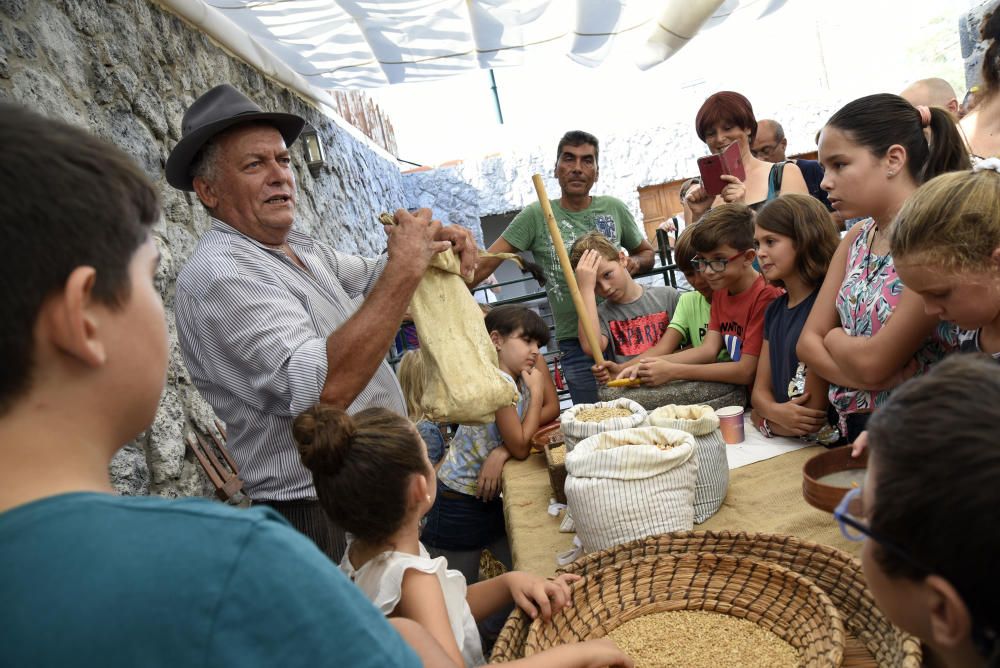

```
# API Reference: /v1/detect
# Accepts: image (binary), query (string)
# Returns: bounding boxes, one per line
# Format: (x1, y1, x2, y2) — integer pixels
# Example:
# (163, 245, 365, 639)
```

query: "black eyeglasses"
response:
(690, 250, 749, 273)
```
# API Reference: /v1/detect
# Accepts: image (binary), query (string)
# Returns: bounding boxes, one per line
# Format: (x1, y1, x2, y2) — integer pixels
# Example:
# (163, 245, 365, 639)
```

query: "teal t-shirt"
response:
(668, 291, 730, 361)
(0, 493, 420, 667)
(502, 195, 644, 340)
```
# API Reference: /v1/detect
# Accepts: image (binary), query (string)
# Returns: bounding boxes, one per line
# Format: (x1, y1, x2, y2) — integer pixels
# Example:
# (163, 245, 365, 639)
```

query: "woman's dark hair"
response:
(755, 194, 839, 289)
(1, 103, 160, 415)
(979, 9, 1000, 101)
(866, 354, 1000, 661)
(486, 305, 550, 347)
(825, 93, 970, 183)
(294, 405, 428, 546)
(695, 91, 758, 144)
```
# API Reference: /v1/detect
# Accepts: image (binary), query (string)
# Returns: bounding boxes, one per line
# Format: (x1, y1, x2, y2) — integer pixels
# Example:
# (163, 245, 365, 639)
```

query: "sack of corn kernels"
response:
(560, 399, 647, 451)
(648, 405, 728, 524)
(564, 427, 697, 553)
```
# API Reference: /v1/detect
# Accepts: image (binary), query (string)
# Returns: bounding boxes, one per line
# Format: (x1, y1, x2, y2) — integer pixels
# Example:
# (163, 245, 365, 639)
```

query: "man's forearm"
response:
(319, 261, 421, 408)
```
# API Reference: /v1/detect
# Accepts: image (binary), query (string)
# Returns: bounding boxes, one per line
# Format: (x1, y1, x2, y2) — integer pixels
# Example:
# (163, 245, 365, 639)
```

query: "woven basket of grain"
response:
(523, 552, 843, 667)
(490, 531, 921, 667)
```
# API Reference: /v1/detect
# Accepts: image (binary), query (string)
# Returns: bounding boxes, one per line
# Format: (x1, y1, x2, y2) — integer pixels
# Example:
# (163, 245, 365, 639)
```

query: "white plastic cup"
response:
(715, 406, 745, 444)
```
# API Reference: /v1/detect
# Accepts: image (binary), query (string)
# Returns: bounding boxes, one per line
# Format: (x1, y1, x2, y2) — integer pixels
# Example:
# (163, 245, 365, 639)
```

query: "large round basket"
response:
(491, 531, 922, 667)
(524, 552, 844, 667)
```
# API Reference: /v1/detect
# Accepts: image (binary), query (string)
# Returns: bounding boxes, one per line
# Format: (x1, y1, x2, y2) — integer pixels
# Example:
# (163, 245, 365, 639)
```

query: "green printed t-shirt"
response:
(669, 290, 730, 362)
(502, 195, 643, 340)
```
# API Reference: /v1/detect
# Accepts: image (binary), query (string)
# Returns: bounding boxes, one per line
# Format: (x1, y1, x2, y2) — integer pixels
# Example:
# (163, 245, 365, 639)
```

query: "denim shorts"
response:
(421, 479, 507, 552)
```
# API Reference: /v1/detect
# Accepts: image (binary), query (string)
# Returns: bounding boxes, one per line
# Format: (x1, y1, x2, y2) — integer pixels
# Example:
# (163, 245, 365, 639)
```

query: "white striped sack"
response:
(560, 398, 647, 451)
(564, 427, 697, 553)
(648, 404, 729, 524)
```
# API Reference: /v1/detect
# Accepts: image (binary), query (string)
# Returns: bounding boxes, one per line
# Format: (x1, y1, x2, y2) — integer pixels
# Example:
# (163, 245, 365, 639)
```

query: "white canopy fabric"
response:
(172, 0, 787, 89)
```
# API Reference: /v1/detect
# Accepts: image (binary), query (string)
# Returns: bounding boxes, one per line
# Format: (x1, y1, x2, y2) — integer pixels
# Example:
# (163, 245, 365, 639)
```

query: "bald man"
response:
(900, 78, 959, 116)
(752, 119, 831, 211)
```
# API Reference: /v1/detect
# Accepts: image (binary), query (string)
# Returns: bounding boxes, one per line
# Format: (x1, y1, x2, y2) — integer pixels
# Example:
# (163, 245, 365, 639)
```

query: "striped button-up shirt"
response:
(175, 218, 406, 501)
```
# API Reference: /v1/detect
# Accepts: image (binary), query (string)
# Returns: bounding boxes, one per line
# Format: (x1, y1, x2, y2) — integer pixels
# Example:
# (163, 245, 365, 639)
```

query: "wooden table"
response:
(501, 445, 859, 577)
(501, 447, 881, 666)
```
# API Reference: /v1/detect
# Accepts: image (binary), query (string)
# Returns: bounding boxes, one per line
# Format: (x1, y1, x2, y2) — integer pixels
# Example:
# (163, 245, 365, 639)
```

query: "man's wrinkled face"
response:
(751, 124, 786, 162)
(195, 124, 297, 244)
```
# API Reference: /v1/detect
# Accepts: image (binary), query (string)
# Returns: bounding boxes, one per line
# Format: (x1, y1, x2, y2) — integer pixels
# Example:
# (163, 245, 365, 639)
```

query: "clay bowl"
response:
(802, 447, 869, 513)
(530, 421, 563, 453)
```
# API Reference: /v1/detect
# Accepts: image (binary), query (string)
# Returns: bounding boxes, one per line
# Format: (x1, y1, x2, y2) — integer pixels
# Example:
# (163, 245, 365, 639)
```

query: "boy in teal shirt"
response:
(0, 105, 438, 668)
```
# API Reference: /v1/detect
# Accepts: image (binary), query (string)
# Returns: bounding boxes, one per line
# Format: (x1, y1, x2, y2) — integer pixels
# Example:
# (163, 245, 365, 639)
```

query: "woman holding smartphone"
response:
(684, 91, 809, 223)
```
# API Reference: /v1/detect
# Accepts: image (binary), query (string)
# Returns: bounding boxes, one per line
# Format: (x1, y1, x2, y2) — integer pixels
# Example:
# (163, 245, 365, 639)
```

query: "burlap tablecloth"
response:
(501, 445, 859, 577)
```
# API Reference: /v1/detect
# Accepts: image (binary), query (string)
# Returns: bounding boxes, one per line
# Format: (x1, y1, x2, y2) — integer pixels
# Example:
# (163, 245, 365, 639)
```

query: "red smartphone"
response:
(697, 142, 746, 197)
(721, 141, 746, 182)
(697, 154, 726, 197)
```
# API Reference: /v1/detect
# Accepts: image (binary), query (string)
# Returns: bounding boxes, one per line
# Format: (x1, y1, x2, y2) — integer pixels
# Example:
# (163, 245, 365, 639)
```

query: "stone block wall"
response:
(962, 0, 1000, 89)
(0, 0, 416, 497)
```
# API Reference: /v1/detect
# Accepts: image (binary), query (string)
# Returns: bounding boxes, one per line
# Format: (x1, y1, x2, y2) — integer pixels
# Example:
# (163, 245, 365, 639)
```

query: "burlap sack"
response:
(560, 398, 647, 451)
(409, 249, 517, 424)
(565, 427, 697, 553)
(648, 404, 729, 523)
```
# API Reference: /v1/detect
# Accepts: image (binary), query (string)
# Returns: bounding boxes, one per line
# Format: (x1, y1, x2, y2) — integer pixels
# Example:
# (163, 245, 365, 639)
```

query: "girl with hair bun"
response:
(961, 8, 1000, 159)
(294, 404, 632, 668)
(797, 93, 970, 443)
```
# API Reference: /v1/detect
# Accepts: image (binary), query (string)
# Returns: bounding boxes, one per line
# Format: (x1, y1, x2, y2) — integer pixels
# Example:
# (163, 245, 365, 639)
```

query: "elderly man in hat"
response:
(168, 85, 475, 561)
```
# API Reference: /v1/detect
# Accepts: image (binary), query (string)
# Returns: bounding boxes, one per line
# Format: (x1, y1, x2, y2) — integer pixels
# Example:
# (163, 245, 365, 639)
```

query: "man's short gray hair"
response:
(190, 138, 223, 186)
(758, 119, 785, 142)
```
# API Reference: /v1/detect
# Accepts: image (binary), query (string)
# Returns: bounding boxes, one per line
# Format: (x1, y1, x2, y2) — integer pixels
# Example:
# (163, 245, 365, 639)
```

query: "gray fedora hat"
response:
(166, 84, 306, 191)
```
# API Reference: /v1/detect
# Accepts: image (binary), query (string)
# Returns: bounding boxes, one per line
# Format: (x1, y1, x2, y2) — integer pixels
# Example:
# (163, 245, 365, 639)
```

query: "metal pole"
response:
(489, 69, 504, 124)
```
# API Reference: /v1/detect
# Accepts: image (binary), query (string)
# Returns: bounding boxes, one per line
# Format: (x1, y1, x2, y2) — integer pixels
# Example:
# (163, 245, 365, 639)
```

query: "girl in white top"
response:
(294, 405, 633, 668)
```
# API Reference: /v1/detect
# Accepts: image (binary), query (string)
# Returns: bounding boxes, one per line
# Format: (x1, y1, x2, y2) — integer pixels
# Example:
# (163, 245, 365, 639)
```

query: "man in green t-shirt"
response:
(473, 131, 654, 404)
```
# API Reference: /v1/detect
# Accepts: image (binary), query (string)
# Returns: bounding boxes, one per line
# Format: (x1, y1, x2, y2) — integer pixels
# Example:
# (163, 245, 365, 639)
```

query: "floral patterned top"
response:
(830, 218, 957, 427)
(437, 371, 526, 496)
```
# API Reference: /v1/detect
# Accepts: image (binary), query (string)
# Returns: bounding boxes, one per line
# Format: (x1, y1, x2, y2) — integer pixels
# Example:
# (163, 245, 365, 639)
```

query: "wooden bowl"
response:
(530, 421, 563, 453)
(802, 447, 869, 513)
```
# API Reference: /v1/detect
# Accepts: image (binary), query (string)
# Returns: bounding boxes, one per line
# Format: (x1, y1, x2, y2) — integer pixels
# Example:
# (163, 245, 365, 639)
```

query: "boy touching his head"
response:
(620, 204, 781, 387)
(0, 104, 437, 667)
(570, 232, 679, 381)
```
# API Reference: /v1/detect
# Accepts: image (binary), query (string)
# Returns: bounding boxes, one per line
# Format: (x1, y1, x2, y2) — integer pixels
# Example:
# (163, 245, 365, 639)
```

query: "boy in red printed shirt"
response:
(621, 204, 782, 388)
(570, 232, 680, 376)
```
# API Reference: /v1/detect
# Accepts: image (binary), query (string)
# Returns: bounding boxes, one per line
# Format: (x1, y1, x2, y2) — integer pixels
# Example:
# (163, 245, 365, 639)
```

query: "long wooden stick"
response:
(532, 174, 605, 365)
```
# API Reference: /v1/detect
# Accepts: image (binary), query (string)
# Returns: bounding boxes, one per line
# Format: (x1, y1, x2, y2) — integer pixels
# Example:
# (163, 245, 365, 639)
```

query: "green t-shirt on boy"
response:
(669, 291, 730, 361)
(502, 196, 644, 341)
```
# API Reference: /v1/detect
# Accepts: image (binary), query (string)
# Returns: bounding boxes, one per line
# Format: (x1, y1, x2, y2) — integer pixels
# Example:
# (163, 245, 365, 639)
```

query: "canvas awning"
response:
(161, 0, 787, 90)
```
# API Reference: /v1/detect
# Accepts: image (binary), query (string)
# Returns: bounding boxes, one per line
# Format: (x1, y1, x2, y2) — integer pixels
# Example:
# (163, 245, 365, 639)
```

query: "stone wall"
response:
(0, 0, 416, 497)
(962, 0, 1000, 88)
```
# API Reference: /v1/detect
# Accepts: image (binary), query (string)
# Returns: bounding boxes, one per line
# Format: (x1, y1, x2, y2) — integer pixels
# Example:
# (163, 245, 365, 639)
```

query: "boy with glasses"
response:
(834, 354, 999, 667)
(619, 204, 781, 389)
